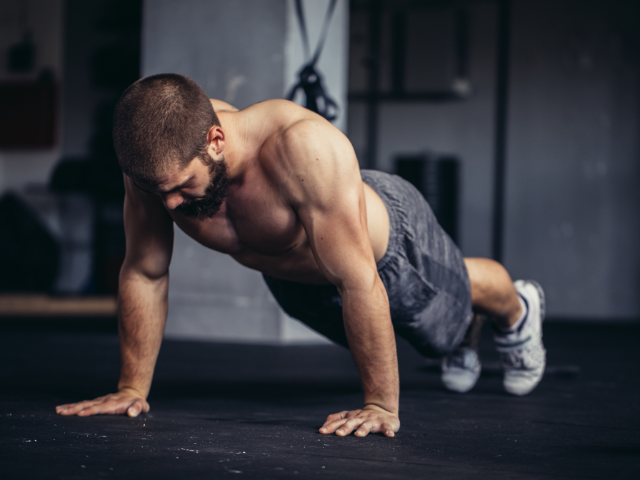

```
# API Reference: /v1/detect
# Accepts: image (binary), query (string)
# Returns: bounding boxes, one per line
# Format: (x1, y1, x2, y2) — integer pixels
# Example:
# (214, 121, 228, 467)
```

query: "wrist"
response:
(117, 383, 148, 398)
(363, 402, 399, 416)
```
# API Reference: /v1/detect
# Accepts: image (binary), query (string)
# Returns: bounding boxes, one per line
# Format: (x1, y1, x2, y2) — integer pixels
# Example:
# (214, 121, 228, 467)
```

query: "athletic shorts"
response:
(263, 169, 473, 358)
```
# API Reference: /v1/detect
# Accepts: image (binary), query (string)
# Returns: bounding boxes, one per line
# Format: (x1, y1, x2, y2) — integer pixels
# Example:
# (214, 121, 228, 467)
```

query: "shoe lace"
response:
(500, 343, 545, 371)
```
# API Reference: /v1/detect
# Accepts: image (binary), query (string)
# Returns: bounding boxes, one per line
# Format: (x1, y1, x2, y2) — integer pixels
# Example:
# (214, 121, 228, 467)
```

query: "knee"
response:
(465, 257, 495, 288)
(464, 257, 512, 304)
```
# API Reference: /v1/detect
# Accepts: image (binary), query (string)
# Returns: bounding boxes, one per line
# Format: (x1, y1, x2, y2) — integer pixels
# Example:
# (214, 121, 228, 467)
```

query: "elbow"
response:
(335, 267, 384, 297)
(119, 259, 169, 287)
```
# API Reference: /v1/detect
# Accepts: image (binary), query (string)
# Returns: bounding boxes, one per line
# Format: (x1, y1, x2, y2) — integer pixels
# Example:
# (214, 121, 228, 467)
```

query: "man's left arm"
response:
(276, 119, 400, 438)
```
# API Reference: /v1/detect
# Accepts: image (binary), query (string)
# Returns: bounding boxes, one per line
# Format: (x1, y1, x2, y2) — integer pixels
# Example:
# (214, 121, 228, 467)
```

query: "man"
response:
(56, 74, 546, 438)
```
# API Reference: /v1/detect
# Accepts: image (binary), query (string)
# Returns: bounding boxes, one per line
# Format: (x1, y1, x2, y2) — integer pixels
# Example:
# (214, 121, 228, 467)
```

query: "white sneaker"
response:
(441, 314, 484, 393)
(494, 280, 546, 396)
(441, 347, 481, 393)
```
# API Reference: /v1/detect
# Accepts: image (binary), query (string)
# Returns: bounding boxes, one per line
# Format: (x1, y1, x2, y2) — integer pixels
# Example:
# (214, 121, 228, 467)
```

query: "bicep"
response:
(122, 176, 174, 279)
(283, 123, 377, 289)
(301, 190, 378, 292)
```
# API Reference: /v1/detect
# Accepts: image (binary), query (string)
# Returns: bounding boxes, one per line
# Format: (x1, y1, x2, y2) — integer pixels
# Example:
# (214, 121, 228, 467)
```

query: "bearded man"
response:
(56, 74, 546, 438)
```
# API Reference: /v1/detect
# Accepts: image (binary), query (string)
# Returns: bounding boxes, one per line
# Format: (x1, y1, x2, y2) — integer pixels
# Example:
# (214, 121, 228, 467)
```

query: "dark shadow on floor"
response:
(1, 319, 639, 479)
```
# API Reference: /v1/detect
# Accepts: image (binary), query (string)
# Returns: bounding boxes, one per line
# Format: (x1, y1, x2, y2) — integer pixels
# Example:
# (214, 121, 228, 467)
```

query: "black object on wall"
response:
(491, 0, 512, 263)
(0, 193, 60, 293)
(0, 73, 57, 148)
(287, 0, 339, 121)
(7, 31, 36, 73)
(349, 0, 471, 171)
(396, 154, 460, 245)
(55, 0, 142, 294)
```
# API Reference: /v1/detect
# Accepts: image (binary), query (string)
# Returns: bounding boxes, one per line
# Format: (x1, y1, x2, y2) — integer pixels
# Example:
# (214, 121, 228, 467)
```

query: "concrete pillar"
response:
(141, 0, 349, 343)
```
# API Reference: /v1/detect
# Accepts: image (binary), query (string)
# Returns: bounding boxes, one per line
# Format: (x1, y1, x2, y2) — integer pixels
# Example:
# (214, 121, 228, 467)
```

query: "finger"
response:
(127, 399, 146, 417)
(57, 394, 108, 411)
(57, 400, 100, 415)
(56, 400, 92, 414)
(320, 412, 349, 432)
(336, 417, 364, 436)
(355, 421, 373, 437)
(77, 399, 124, 417)
(319, 418, 349, 434)
(323, 411, 349, 426)
(381, 423, 396, 437)
(56, 402, 79, 412)
(78, 397, 134, 417)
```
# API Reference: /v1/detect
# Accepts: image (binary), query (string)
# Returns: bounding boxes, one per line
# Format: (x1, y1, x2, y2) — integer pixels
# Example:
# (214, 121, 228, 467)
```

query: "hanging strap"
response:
(287, 0, 339, 122)
(294, 0, 311, 61)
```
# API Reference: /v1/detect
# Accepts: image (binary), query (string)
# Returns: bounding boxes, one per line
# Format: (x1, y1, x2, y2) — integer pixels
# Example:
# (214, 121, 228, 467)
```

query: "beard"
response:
(176, 155, 231, 220)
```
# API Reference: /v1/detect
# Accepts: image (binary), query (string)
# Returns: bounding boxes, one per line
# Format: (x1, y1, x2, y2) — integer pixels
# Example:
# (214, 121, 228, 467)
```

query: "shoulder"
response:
(260, 117, 360, 208)
(268, 109, 349, 158)
(241, 99, 312, 122)
(260, 118, 334, 179)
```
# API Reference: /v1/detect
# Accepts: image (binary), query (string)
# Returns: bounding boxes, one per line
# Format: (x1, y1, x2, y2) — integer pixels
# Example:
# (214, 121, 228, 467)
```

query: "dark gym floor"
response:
(1, 319, 639, 479)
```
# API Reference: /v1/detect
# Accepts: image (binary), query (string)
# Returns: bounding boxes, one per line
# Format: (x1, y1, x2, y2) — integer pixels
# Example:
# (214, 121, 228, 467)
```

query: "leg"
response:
(464, 258, 547, 395)
(464, 257, 522, 329)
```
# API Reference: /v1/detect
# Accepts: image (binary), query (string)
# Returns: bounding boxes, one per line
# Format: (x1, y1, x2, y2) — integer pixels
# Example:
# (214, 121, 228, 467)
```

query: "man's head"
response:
(114, 73, 230, 218)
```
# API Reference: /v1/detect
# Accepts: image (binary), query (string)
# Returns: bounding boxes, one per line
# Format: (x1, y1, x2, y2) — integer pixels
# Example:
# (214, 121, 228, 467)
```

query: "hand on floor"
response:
(319, 404, 400, 437)
(55, 387, 149, 417)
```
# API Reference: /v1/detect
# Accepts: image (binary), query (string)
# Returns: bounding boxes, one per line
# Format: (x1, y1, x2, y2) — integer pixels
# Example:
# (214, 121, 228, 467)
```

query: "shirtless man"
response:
(56, 74, 546, 438)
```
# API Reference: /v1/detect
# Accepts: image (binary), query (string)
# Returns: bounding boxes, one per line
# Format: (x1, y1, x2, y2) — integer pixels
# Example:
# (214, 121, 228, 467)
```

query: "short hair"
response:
(113, 73, 220, 184)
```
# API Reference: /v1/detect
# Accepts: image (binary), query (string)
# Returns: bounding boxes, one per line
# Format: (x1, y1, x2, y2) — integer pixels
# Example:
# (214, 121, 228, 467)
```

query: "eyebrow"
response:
(134, 177, 194, 195)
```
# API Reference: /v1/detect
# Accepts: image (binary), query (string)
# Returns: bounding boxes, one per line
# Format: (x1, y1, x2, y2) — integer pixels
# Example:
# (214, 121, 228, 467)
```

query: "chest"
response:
(171, 169, 303, 257)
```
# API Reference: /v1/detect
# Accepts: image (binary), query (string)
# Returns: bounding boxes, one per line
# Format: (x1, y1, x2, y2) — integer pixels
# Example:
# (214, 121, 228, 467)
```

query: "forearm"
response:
(340, 277, 399, 414)
(117, 268, 169, 398)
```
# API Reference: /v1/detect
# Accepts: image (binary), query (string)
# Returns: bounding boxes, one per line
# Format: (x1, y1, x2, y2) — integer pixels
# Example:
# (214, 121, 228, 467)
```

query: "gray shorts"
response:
(263, 170, 473, 358)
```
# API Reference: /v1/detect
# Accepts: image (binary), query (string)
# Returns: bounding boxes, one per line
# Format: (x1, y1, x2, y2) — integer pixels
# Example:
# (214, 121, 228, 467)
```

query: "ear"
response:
(207, 126, 225, 157)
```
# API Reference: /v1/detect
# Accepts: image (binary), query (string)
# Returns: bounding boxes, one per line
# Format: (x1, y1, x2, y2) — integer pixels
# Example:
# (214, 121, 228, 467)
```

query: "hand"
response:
(55, 387, 149, 417)
(319, 404, 400, 438)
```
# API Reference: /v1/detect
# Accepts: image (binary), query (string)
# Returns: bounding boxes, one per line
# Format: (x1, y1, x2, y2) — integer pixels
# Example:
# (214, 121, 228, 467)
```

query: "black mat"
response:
(1, 319, 639, 479)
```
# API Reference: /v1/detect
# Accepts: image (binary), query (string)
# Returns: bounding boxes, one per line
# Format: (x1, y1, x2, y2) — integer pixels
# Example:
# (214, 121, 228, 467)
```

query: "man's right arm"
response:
(56, 176, 174, 417)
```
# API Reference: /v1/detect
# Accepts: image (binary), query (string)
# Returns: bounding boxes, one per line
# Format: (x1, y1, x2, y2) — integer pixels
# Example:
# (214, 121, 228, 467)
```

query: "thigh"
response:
(263, 275, 350, 348)
(363, 171, 473, 357)
(379, 254, 472, 358)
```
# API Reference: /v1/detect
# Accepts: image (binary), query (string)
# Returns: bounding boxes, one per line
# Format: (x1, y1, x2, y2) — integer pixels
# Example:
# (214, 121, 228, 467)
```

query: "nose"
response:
(163, 192, 184, 210)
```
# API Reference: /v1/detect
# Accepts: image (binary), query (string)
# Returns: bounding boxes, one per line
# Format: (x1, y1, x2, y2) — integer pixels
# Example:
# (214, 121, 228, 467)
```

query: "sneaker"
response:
(441, 314, 484, 393)
(441, 347, 481, 393)
(494, 280, 546, 396)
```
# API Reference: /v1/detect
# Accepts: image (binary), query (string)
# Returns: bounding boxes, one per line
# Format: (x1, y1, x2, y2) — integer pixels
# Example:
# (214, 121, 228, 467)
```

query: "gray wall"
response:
(0, 0, 64, 195)
(348, 0, 639, 319)
(142, 0, 349, 342)
(348, 1, 498, 258)
(143, 0, 287, 109)
(503, 0, 640, 318)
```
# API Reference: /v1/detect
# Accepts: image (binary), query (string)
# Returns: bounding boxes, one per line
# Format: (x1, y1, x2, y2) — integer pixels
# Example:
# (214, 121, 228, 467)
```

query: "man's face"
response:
(134, 152, 230, 219)
(176, 153, 231, 219)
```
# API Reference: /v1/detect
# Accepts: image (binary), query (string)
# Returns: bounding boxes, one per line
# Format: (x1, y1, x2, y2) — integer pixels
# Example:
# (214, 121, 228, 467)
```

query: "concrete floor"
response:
(1, 319, 639, 479)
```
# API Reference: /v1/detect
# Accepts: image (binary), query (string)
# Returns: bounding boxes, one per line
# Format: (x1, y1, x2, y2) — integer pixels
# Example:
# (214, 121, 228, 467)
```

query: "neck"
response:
(217, 110, 252, 180)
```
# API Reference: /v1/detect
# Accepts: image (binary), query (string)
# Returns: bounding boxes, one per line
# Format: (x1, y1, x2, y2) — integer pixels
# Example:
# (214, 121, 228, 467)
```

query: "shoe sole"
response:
(441, 346, 482, 393)
(442, 369, 481, 393)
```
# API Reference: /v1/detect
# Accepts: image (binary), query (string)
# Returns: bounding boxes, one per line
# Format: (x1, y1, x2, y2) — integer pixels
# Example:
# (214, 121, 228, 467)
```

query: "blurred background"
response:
(0, 0, 638, 343)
